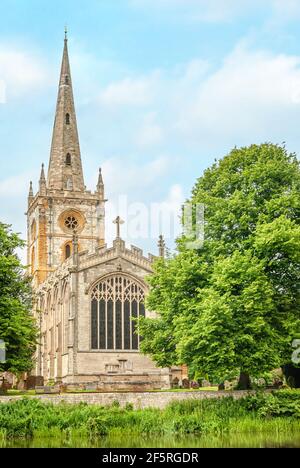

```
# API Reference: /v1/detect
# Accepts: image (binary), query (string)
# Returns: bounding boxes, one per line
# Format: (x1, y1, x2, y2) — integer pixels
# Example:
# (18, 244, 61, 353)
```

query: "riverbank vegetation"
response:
(0, 390, 300, 442)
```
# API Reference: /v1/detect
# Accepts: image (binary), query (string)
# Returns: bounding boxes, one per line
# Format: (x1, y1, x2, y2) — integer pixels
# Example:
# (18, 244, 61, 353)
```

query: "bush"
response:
(125, 403, 134, 411)
(87, 417, 108, 437)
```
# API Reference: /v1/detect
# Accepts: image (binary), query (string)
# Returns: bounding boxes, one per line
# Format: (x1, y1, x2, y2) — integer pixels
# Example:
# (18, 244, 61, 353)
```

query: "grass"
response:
(6, 390, 36, 396)
(0, 389, 300, 442)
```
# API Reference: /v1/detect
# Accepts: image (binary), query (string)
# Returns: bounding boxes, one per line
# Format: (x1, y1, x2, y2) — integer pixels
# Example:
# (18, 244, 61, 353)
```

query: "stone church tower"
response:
(26, 35, 176, 390)
(27, 34, 105, 287)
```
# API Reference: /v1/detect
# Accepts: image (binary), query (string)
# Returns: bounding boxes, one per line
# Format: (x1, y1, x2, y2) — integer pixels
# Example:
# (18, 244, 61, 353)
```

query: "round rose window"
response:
(64, 216, 79, 230)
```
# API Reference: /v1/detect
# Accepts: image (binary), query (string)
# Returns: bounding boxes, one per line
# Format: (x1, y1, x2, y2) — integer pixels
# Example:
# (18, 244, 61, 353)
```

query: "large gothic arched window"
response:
(91, 275, 146, 351)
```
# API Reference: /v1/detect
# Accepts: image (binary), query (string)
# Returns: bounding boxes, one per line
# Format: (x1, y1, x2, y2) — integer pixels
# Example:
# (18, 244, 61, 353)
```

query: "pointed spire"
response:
(97, 168, 105, 198)
(39, 164, 47, 195)
(47, 32, 85, 192)
(158, 235, 166, 258)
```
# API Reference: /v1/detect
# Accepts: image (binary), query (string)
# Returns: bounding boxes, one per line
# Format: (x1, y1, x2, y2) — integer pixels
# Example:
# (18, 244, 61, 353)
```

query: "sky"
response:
(1, 0, 300, 260)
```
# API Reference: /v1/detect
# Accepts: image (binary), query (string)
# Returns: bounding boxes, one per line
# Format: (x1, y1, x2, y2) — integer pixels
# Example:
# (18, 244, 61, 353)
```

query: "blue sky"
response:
(1, 0, 300, 259)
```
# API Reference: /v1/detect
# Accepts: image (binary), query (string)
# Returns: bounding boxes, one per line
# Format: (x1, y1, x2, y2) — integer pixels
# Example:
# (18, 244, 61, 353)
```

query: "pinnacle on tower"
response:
(39, 164, 47, 195)
(28, 181, 34, 199)
(97, 168, 105, 199)
(47, 31, 85, 192)
(40, 163, 46, 180)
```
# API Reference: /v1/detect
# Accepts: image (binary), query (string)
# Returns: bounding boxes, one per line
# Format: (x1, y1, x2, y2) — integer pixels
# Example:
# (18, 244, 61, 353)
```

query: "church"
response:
(26, 34, 182, 391)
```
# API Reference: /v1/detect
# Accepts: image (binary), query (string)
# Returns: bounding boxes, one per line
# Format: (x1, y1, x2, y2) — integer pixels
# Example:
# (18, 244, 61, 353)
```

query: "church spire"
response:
(47, 31, 85, 192)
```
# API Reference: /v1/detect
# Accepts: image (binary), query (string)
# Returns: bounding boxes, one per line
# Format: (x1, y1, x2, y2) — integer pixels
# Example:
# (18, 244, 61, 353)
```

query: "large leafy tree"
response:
(0, 223, 37, 375)
(140, 144, 300, 387)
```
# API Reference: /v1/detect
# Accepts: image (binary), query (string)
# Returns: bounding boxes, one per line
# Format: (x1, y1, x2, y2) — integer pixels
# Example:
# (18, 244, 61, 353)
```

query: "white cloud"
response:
(271, 0, 300, 20)
(0, 45, 49, 98)
(93, 39, 300, 159)
(129, 0, 267, 23)
(99, 73, 159, 107)
(97, 42, 300, 150)
(97, 154, 170, 196)
(175, 44, 300, 142)
(0, 172, 35, 263)
(88, 40, 300, 170)
(0, 172, 35, 197)
(0, 79, 5, 103)
(135, 112, 164, 148)
(130, 0, 300, 24)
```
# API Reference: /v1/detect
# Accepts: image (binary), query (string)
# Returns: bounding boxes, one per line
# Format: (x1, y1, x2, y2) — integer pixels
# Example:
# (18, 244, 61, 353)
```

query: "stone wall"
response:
(0, 390, 257, 410)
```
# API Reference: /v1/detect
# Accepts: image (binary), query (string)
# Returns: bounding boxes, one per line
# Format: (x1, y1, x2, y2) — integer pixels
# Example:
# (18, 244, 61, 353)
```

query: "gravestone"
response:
(35, 386, 60, 394)
(182, 378, 190, 389)
(44, 386, 60, 394)
(190, 380, 200, 389)
(26, 375, 44, 390)
(171, 377, 179, 389)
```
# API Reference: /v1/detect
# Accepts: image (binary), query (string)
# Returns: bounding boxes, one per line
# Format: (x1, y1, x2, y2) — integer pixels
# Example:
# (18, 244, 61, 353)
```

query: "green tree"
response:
(0, 223, 37, 375)
(139, 144, 300, 388)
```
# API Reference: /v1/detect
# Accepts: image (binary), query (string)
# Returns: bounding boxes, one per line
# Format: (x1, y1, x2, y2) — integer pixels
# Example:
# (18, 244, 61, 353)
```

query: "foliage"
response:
(1, 391, 300, 440)
(139, 143, 300, 383)
(0, 223, 37, 374)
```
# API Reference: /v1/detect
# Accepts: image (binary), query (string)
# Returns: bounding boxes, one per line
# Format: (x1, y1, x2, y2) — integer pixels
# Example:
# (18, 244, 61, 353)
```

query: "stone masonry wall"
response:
(0, 390, 258, 410)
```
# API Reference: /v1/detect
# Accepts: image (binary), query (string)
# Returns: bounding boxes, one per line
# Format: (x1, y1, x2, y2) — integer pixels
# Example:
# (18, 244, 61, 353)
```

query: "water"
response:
(2, 433, 300, 448)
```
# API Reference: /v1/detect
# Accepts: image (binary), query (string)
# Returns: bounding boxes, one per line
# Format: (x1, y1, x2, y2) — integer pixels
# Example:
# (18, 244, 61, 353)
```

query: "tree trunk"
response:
(237, 371, 251, 390)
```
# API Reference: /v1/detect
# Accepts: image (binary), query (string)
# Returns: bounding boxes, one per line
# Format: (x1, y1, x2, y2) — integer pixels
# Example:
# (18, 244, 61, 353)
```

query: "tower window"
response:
(65, 243, 71, 259)
(64, 216, 78, 230)
(65, 75, 69, 85)
(66, 113, 70, 125)
(65, 153, 71, 165)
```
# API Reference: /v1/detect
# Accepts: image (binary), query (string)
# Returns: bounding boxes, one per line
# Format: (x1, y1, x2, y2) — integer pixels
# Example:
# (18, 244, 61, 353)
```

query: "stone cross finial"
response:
(113, 216, 125, 239)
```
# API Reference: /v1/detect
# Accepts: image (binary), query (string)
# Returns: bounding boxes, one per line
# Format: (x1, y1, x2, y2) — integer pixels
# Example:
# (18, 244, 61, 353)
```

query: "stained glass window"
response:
(90, 275, 145, 351)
